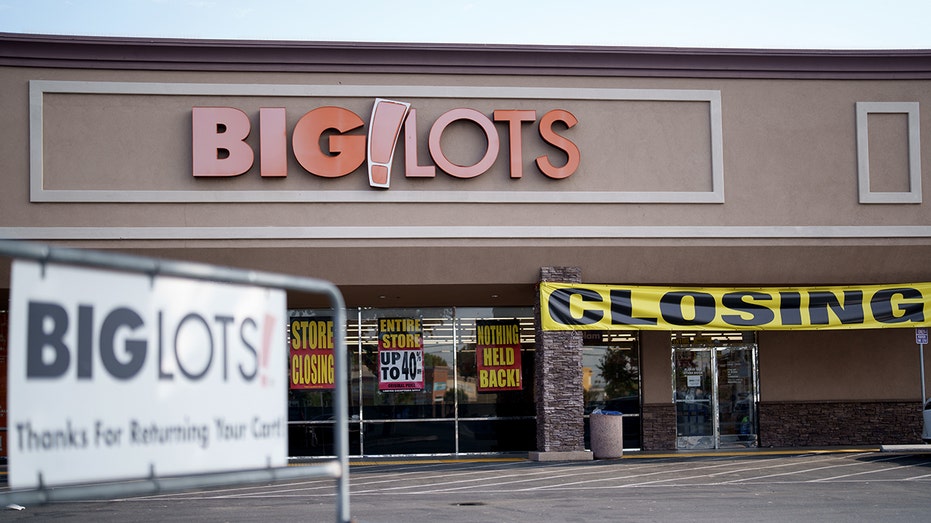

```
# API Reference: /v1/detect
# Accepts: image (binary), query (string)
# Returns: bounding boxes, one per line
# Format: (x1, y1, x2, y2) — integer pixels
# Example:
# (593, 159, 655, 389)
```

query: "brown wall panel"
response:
(758, 329, 923, 401)
(640, 331, 673, 405)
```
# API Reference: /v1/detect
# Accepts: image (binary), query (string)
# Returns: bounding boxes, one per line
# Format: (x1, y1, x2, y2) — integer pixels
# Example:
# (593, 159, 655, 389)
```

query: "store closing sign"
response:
(289, 317, 335, 390)
(6, 260, 287, 489)
(541, 282, 931, 331)
(377, 318, 424, 391)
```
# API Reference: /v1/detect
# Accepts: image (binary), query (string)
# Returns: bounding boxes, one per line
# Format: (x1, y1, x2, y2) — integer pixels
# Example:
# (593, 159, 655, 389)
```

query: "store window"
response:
(357, 307, 456, 455)
(287, 306, 535, 457)
(582, 331, 642, 449)
(455, 308, 536, 453)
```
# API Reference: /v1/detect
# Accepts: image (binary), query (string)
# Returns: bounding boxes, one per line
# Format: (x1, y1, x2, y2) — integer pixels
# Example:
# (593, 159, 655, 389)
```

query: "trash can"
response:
(590, 410, 623, 459)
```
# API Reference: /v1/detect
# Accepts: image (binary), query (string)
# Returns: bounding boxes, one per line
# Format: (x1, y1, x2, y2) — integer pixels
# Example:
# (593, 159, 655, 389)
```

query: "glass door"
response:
(716, 346, 758, 448)
(673, 334, 758, 450)
(674, 348, 714, 449)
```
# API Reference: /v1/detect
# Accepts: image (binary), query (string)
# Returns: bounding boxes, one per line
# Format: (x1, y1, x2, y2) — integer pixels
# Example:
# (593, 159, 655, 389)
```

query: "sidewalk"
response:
(342, 443, 924, 467)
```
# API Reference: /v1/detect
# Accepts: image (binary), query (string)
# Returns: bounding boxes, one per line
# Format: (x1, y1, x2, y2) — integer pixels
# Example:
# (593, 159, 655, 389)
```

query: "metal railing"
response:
(0, 239, 351, 522)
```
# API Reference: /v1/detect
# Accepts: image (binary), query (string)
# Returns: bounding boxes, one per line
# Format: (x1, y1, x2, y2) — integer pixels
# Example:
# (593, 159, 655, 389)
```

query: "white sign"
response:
(378, 349, 424, 391)
(7, 260, 288, 489)
(376, 318, 424, 392)
(917, 328, 929, 345)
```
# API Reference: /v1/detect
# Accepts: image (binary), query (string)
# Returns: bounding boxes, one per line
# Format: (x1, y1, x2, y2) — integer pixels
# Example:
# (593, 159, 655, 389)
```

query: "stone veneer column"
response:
(529, 266, 592, 461)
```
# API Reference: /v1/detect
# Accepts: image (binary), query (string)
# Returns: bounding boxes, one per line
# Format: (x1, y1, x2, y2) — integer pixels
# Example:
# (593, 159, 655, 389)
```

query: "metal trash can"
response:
(590, 410, 623, 459)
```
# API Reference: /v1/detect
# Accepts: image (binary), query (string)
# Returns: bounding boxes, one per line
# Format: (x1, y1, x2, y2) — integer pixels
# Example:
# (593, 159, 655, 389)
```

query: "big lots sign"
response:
(7, 260, 287, 489)
(192, 98, 580, 189)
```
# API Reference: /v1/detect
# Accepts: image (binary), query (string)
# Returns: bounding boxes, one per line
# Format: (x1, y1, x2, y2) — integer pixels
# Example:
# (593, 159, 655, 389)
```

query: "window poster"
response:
(289, 317, 335, 390)
(377, 317, 425, 392)
(476, 319, 523, 392)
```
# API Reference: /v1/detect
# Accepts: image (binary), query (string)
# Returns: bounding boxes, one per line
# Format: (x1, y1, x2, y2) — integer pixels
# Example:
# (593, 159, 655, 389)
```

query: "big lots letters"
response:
(192, 100, 580, 188)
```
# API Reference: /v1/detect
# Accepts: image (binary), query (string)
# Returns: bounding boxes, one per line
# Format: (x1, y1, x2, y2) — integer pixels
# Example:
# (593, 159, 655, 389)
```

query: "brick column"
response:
(529, 266, 592, 461)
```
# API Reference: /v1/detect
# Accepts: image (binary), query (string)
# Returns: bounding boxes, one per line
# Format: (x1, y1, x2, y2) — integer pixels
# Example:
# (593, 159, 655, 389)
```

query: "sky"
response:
(0, 0, 930, 50)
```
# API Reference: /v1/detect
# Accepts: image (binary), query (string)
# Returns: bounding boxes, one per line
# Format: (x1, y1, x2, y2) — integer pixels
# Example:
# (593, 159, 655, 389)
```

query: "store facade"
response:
(1, 34, 931, 457)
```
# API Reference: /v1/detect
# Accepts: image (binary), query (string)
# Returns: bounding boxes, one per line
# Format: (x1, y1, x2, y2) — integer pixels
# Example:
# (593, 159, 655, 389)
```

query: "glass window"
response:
(458, 419, 536, 453)
(287, 309, 352, 422)
(582, 331, 642, 449)
(455, 308, 536, 419)
(359, 307, 456, 421)
(287, 308, 361, 456)
(287, 306, 536, 457)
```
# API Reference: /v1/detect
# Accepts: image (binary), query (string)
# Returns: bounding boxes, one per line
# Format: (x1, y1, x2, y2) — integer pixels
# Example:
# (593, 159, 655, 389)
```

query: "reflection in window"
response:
(287, 306, 536, 457)
(583, 332, 640, 414)
(582, 331, 642, 449)
(456, 309, 536, 419)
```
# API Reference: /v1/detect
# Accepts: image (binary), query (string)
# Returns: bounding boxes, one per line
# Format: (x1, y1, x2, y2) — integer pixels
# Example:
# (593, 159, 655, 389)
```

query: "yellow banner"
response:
(540, 282, 931, 331)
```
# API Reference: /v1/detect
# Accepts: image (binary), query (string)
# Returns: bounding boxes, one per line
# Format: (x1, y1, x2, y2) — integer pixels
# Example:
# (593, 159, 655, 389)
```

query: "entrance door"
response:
(674, 337, 758, 450)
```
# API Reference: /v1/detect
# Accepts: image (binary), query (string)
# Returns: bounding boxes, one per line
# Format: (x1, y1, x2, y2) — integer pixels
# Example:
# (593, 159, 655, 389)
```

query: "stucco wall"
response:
(1, 51, 930, 309)
(758, 329, 925, 401)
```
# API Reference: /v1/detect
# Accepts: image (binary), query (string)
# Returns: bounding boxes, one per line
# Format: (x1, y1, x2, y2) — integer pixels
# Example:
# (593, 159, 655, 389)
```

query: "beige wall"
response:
(759, 329, 926, 401)
(2, 62, 931, 307)
(640, 331, 673, 404)
(5, 69, 930, 231)
(1, 43, 930, 312)
(637, 327, 931, 408)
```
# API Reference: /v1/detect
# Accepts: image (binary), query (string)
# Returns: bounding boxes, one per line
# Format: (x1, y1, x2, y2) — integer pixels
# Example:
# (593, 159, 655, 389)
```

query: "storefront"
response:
(1, 34, 930, 458)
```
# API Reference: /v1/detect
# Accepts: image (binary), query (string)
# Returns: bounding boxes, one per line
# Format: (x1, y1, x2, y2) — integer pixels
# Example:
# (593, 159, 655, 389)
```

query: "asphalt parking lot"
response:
(3, 449, 931, 522)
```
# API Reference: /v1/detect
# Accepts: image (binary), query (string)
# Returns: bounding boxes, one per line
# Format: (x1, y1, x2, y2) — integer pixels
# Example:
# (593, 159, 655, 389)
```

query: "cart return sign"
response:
(6, 260, 288, 489)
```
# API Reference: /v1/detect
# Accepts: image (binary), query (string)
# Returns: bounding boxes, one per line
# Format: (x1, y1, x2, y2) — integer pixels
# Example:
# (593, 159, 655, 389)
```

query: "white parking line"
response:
(809, 456, 931, 482)
(717, 453, 882, 484)
(355, 460, 670, 494)
(522, 453, 854, 491)
(115, 452, 931, 501)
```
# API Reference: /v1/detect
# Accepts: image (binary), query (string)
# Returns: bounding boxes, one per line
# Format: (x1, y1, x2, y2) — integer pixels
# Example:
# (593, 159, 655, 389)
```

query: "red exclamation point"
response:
(368, 99, 410, 188)
(261, 313, 275, 387)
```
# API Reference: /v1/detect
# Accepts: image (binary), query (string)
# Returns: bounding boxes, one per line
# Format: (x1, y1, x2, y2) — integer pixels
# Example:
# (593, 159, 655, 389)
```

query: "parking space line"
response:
(523, 454, 853, 491)
(94, 451, 931, 502)
(354, 460, 676, 494)
(808, 455, 931, 482)
(718, 453, 879, 484)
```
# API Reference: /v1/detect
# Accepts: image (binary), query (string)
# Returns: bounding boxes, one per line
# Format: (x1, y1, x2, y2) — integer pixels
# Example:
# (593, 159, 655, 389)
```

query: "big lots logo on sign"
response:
(6, 260, 287, 489)
(192, 98, 580, 188)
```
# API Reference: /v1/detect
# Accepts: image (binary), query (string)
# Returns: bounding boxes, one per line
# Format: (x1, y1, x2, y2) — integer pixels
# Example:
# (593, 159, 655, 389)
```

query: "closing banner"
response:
(540, 282, 931, 331)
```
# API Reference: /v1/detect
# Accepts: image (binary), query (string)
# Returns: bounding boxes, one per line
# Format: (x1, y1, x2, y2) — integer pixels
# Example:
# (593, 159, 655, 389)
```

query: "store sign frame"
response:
(28, 80, 724, 204)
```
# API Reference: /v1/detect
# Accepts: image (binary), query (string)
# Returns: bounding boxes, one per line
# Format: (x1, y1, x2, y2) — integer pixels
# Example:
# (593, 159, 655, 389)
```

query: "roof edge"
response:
(3, 32, 931, 79)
